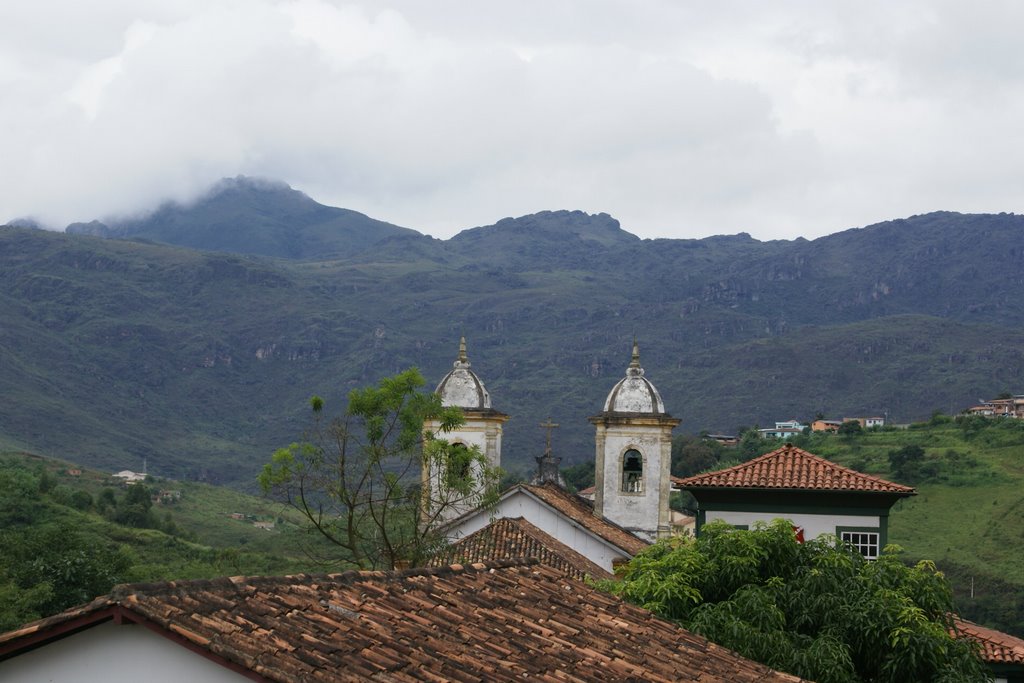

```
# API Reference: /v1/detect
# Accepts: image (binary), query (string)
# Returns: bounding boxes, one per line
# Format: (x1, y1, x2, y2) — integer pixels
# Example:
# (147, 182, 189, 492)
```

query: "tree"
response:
(739, 428, 765, 458)
(115, 482, 154, 528)
(671, 435, 719, 477)
(601, 520, 986, 683)
(0, 466, 44, 526)
(561, 460, 595, 492)
(888, 444, 926, 482)
(838, 419, 863, 436)
(259, 368, 502, 570)
(0, 523, 132, 630)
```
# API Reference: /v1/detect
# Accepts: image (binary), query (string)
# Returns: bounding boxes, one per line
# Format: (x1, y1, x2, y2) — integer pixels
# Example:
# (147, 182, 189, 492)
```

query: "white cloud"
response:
(1, 1, 1023, 239)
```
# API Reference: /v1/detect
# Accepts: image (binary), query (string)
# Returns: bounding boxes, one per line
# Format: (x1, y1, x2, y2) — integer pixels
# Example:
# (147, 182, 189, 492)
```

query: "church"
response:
(426, 337, 916, 576)
(425, 337, 679, 574)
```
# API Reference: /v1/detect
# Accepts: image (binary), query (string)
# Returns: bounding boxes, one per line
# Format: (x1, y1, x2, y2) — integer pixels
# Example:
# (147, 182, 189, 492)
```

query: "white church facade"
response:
(429, 338, 678, 572)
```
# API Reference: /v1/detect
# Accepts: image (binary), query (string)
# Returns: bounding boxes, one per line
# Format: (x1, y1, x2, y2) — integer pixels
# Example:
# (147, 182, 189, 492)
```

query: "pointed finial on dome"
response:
(453, 335, 471, 369)
(626, 337, 644, 377)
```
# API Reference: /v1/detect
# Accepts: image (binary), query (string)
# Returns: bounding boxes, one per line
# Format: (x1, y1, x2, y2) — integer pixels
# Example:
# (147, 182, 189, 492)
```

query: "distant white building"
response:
(757, 420, 807, 440)
(112, 470, 146, 483)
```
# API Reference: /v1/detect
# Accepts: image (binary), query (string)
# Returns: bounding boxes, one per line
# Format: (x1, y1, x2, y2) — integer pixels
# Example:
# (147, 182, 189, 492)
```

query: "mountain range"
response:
(3, 176, 1024, 486)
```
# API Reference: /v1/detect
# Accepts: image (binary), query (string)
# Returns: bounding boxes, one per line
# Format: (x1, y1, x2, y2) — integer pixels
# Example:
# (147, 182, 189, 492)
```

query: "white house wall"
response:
(704, 511, 881, 539)
(447, 492, 628, 572)
(0, 621, 249, 682)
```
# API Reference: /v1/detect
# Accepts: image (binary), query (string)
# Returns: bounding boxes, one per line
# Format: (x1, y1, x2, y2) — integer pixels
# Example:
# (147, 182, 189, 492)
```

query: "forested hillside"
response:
(2, 181, 1024, 487)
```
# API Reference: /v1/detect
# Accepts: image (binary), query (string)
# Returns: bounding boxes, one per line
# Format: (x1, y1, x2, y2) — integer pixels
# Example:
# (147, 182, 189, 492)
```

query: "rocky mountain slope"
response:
(1, 182, 1022, 486)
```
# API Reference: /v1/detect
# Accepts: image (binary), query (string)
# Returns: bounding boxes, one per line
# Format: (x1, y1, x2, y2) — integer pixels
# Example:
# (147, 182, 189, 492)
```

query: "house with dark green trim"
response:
(677, 444, 916, 559)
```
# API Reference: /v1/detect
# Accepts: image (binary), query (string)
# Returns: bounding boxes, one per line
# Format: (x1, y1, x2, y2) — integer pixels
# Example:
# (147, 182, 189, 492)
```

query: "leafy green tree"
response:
(601, 520, 986, 683)
(0, 523, 132, 629)
(955, 414, 991, 438)
(69, 489, 94, 511)
(739, 428, 765, 458)
(259, 368, 502, 570)
(0, 466, 43, 526)
(671, 435, 719, 477)
(561, 461, 595, 492)
(838, 420, 863, 436)
(888, 444, 926, 483)
(115, 483, 154, 528)
(37, 469, 56, 494)
(97, 487, 117, 513)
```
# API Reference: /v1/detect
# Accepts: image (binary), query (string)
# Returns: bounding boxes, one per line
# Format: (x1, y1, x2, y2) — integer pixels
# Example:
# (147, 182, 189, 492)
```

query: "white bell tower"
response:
(589, 341, 679, 541)
(422, 337, 509, 523)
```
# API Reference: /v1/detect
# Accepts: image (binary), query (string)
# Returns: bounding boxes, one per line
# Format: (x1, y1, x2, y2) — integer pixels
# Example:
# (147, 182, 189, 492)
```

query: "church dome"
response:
(435, 337, 492, 410)
(602, 341, 667, 414)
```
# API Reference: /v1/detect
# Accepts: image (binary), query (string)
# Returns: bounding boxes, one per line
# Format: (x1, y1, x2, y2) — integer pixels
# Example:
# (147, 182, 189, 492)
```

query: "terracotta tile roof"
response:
(522, 482, 650, 555)
(1, 560, 806, 683)
(954, 617, 1024, 664)
(429, 516, 614, 580)
(676, 444, 916, 494)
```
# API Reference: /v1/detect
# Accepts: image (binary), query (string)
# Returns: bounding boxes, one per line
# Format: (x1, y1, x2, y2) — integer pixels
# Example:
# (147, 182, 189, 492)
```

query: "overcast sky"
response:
(2, 1, 1023, 240)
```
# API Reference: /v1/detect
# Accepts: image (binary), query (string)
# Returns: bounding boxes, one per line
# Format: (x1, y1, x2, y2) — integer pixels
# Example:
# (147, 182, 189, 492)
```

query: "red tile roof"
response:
(955, 618, 1024, 664)
(676, 444, 916, 494)
(0, 561, 806, 682)
(430, 516, 613, 580)
(522, 482, 650, 555)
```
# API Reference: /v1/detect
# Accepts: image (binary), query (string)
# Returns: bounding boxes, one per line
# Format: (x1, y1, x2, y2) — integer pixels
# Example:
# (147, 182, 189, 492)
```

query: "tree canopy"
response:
(259, 368, 502, 570)
(601, 520, 986, 683)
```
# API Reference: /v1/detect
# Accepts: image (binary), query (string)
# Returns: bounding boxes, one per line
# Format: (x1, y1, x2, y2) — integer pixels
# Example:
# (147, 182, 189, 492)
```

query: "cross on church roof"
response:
(532, 417, 565, 488)
(540, 417, 559, 453)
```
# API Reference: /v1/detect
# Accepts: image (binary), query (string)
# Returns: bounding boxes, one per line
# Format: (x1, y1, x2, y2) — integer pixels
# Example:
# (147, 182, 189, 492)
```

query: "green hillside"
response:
(0, 450, 334, 630)
(6, 192, 1024, 489)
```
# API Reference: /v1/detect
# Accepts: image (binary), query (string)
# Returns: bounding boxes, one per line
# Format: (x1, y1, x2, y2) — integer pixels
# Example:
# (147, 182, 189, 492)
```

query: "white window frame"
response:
(840, 530, 880, 560)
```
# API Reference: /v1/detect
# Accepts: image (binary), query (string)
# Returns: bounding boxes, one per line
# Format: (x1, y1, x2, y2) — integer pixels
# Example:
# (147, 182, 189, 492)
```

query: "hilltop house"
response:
(849, 416, 886, 428)
(758, 420, 807, 440)
(810, 416, 885, 432)
(111, 470, 146, 483)
(967, 395, 1024, 419)
(811, 419, 843, 432)
(676, 444, 916, 558)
